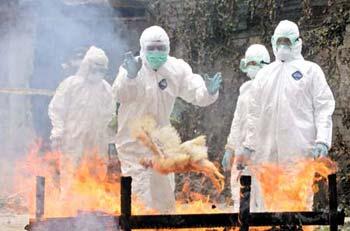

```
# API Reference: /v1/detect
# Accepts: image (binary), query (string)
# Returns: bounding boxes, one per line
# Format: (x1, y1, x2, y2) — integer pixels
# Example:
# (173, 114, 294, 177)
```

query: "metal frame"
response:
(25, 174, 345, 231)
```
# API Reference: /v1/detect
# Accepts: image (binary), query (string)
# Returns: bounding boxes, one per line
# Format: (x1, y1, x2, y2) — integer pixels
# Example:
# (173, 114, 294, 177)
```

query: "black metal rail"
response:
(119, 174, 344, 231)
(26, 174, 345, 231)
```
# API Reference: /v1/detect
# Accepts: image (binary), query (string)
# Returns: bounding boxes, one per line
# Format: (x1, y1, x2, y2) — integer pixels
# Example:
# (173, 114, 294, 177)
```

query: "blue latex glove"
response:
(204, 72, 222, 95)
(221, 149, 233, 172)
(123, 51, 142, 79)
(235, 147, 254, 170)
(311, 142, 329, 158)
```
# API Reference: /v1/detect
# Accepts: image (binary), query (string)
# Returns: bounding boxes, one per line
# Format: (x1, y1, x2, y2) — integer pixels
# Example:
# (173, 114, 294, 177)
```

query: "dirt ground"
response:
(0, 212, 349, 231)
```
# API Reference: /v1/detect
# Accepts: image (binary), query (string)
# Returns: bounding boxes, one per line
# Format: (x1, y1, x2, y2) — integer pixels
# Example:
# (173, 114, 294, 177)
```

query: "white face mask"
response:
(246, 66, 261, 79)
(276, 45, 292, 61)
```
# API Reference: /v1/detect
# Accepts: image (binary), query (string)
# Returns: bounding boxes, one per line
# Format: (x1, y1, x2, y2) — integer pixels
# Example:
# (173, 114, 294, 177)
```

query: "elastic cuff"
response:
(242, 143, 255, 152)
(315, 140, 330, 150)
(242, 142, 255, 152)
(124, 74, 139, 82)
(210, 90, 219, 98)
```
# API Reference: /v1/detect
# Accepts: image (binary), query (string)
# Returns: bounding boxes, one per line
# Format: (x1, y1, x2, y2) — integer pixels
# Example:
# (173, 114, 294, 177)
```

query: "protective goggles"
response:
(146, 44, 168, 52)
(271, 34, 300, 48)
(240, 56, 268, 72)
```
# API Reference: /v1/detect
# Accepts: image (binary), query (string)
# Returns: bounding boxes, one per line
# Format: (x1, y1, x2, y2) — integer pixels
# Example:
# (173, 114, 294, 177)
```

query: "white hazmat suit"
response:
(49, 46, 114, 164)
(226, 44, 270, 212)
(243, 20, 335, 210)
(112, 26, 219, 213)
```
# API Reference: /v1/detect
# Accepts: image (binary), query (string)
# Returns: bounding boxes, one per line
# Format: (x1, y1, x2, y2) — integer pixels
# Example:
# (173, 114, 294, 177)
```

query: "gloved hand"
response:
(123, 51, 142, 79)
(221, 149, 234, 172)
(204, 72, 222, 95)
(311, 142, 329, 158)
(235, 147, 254, 170)
(108, 114, 118, 133)
(51, 137, 62, 152)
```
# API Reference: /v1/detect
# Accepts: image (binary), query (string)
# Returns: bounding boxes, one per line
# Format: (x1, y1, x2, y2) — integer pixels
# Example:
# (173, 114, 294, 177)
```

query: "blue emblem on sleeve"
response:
(292, 71, 303, 80)
(158, 79, 168, 90)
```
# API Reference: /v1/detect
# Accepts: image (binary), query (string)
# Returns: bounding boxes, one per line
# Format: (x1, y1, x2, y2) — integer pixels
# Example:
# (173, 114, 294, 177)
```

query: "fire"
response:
(251, 157, 337, 212)
(13, 143, 153, 217)
(11, 142, 337, 230)
(12, 142, 222, 219)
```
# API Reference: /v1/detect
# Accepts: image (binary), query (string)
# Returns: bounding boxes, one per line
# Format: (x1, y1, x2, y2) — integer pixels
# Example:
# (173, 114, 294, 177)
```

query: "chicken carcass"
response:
(130, 116, 225, 192)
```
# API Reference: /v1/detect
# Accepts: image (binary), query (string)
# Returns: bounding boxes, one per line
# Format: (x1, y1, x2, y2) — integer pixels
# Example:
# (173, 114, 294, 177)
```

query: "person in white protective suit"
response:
(221, 44, 270, 212)
(49, 46, 114, 165)
(237, 20, 335, 210)
(112, 25, 222, 213)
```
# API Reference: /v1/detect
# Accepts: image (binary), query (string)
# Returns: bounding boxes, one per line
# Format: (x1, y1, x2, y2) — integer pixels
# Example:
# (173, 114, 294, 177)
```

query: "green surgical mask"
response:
(145, 51, 168, 70)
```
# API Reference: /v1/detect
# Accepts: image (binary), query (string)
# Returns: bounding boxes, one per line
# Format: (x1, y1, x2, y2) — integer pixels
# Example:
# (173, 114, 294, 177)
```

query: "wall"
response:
(147, 0, 350, 209)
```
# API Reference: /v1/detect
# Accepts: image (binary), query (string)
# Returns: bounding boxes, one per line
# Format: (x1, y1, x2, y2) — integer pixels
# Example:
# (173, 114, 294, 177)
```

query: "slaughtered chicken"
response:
(130, 116, 225, 192)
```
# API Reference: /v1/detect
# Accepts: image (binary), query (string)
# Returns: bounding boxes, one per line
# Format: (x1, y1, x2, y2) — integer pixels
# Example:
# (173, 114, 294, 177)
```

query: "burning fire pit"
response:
(25, 174, 344, 231)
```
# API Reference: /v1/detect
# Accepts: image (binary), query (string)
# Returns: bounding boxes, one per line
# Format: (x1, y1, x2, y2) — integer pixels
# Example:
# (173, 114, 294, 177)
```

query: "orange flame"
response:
(251, 157, 337, 212)
(12, 143, 336, 230)
(13, 143, 153, 217)
(12, 142, 223, 220)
